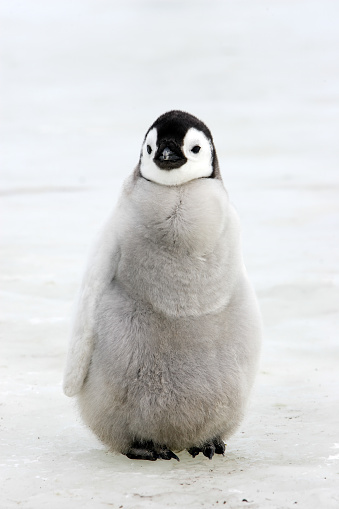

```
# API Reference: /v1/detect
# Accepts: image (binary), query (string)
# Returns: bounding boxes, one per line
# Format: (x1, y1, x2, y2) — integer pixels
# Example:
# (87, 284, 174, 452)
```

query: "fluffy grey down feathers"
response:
(64, 114, 261, 456)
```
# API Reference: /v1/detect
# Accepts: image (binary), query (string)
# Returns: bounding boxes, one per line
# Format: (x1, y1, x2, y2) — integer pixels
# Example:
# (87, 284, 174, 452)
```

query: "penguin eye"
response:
(191, 145, 201, 154)
(147, 145, 152, 155)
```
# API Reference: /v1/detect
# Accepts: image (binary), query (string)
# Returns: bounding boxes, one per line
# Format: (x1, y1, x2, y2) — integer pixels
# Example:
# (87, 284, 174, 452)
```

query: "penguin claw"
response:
(214, 437, 226, 455)
(125, 440, 179, 461)
(202, 443, 215, 459)
(187, 437, 226, 459)
(158, 448, 180, 461)
(187, 446, 201, 458)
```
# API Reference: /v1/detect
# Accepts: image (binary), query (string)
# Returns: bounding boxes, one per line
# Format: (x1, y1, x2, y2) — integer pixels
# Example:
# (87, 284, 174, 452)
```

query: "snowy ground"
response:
(1, 1, 339, 508)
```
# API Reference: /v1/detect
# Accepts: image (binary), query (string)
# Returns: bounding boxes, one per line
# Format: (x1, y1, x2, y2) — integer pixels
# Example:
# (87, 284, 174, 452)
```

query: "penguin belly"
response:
(76, 180, 261, 454)
(77, 278, 259, 453)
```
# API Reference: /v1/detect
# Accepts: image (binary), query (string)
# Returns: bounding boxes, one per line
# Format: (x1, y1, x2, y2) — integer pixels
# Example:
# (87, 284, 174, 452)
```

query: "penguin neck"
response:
(126, 176, 229, 255)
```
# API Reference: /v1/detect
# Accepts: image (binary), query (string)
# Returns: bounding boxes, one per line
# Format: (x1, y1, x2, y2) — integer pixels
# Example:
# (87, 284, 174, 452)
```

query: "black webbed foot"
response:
(213, 437, 226, 455)
(157, 448, 180, 461)
(187, 437, 226, 459)
(125, 440, 179, 462)
(187, 446, 200, 458)
(125, 440, 158, 461)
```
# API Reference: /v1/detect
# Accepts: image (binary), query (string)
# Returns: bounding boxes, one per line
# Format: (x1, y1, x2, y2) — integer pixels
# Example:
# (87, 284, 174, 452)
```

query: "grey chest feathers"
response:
(63, 110, 262, 461)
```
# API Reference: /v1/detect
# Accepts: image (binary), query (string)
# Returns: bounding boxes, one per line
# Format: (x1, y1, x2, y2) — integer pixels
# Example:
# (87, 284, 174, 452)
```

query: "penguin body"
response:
(64, 111, 261, 460)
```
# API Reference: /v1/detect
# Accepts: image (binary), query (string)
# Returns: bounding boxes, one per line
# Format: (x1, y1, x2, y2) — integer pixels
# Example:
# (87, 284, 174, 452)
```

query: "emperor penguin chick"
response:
(64, 110, 261, 461)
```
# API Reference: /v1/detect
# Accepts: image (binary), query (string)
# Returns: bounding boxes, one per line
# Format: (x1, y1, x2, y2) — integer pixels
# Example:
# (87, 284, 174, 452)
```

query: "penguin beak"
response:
(154, 141, 186, 170)
(159, 147, 181, 162)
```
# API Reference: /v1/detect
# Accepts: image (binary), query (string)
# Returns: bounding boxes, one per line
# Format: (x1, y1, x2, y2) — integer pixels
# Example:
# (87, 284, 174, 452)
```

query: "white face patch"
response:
(139, 127, 213, 186)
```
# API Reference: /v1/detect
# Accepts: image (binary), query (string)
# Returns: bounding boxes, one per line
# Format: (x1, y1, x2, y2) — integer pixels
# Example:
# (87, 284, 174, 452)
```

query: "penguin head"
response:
(138, 110, 221, 186)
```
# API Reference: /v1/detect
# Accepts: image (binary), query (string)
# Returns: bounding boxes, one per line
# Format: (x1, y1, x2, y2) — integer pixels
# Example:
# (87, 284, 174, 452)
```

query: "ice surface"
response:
(1, 1, 339, 508)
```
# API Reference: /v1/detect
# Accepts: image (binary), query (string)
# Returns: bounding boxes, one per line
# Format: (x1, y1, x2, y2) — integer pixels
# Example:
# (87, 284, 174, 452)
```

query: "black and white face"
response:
(139, 111, 215, 186)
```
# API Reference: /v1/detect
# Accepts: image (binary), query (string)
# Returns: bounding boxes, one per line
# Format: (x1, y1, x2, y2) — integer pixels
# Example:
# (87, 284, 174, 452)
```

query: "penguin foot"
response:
(125, 440, 180, 462)
(187, 437, 225, 459)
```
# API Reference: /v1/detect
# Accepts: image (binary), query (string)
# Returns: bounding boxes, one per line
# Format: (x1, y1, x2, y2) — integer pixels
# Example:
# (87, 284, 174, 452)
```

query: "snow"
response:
(1, 0, 339, 508)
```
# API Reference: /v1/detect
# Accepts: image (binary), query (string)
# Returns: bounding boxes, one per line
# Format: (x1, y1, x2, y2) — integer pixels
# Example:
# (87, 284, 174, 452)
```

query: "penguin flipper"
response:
(63, 328, 94, 397)
(63, 213, 121, 397)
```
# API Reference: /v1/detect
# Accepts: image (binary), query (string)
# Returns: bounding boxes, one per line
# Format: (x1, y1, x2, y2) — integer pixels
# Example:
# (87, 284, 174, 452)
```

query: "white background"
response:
(1, 1, 338, 507)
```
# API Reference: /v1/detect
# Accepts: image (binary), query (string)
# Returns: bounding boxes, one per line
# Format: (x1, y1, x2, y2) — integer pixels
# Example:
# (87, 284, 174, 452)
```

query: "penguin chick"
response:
(63, 110, 262, 461)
